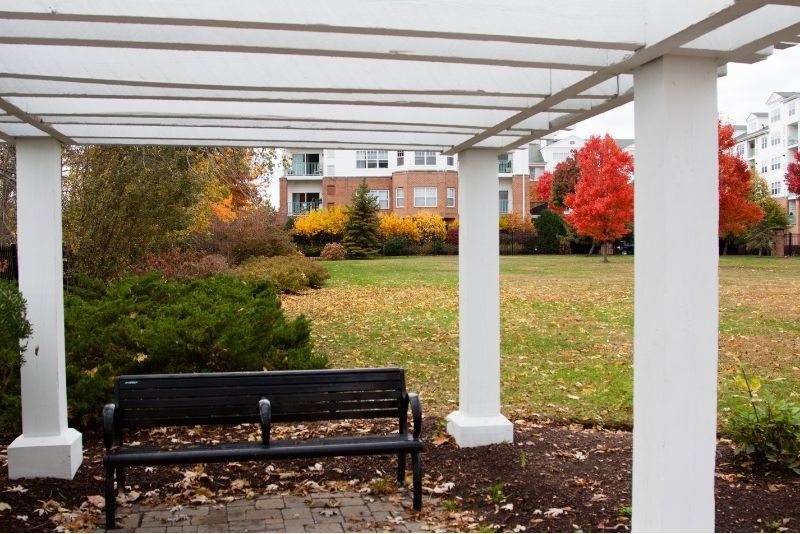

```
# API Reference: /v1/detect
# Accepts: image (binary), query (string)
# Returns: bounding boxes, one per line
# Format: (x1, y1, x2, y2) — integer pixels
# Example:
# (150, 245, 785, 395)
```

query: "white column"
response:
(8, 139, 82, 479)
(446, 148, 513, 447)
(632, 56, 718, 532)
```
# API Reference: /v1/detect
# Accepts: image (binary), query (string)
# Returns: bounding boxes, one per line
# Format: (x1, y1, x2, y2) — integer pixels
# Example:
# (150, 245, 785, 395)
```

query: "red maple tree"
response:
(718, 122, 763, 241)
(535, 170, 553, 205)
(785, 151, 800, 195)
(551, 151, 581, 212)
(564, 134, 634, 262)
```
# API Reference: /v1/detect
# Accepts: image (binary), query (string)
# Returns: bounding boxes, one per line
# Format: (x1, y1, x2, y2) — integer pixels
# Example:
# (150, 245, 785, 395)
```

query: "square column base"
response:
(8, 428, 82, 479)
(446, 411, 514, 447)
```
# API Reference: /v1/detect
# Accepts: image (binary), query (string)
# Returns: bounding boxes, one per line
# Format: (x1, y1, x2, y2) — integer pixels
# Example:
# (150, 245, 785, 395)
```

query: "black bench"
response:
(102, 368, 423, 529)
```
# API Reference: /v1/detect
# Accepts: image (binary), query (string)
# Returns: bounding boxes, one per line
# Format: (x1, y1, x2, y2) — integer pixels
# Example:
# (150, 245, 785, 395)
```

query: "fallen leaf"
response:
(4, 485, 27, 494)
(86, 495, 105, 509)
(0, 502, 11, 512)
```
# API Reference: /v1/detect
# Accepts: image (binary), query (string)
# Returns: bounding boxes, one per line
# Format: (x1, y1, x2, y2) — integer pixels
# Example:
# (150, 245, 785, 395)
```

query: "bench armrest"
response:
(259, 398, 272, 446)
(103, 403, 116, 451)
(407, 393, 422, 439)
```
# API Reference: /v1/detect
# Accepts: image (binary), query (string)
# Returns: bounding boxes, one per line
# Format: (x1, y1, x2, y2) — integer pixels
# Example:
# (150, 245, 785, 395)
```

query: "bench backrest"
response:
(113, 368, 408, 429)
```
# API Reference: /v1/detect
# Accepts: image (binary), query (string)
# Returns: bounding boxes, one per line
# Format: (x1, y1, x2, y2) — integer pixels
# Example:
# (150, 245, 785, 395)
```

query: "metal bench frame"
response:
(102, 368, 423, 529)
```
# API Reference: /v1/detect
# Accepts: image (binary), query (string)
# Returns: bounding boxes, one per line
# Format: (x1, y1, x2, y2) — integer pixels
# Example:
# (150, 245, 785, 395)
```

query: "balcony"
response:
(498, 160, 513, 173)
(291, 200, 322, 215)
(286, 162, 322, 176)
(788, 136, 798, 147)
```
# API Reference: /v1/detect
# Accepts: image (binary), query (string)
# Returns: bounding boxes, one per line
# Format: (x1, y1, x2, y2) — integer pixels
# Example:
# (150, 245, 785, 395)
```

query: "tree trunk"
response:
(602, 241, 609, 263)
(722, 240, 729, 256)
(587, 239, 596, 256)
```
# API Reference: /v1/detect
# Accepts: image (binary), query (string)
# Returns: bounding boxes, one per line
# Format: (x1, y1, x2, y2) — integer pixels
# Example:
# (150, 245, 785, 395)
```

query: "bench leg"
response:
(116, 467, 125, 492)
(397, 453, 406, 486)
(105, 463, 116, 529)
(411, 452, 422, 511)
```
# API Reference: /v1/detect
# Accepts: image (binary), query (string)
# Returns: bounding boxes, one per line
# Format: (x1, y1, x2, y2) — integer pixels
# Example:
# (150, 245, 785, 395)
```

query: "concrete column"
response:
(632, 56, 718, 532)
(8, 138, 82, 479)
(446, 148, 513, 447)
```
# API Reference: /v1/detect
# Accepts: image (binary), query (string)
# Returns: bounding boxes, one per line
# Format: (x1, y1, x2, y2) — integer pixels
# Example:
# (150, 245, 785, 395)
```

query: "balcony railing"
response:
(286, 162, 322, 176)
(291, 200, 322, 215)
(788, 136, 798, 147)
(498, 160, 513, 173)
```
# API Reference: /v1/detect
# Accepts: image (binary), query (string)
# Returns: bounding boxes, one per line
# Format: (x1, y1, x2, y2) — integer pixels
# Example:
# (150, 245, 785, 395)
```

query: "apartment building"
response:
(277, 147, 533, 222)
(735, 92, 799, 232)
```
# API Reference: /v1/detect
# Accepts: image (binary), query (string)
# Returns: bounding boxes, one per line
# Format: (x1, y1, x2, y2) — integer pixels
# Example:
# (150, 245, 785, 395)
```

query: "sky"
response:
(570, 45, 800, 139)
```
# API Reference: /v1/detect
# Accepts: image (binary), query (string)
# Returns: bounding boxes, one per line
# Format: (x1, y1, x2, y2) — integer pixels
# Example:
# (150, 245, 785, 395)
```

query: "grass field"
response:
(281, 255, 800, 428)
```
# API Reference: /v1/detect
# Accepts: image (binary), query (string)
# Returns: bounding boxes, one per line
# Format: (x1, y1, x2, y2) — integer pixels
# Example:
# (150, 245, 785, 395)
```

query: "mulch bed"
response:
(0, 418, 798, 532)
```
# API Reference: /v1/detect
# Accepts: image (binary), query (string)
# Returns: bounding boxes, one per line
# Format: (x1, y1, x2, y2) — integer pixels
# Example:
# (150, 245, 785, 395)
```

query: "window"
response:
(498, 153, 512, 173)
(446, 155, 454, 166)
(397, 151, 404, 166)
(552, 151, 569, 162)
(761, 161, 768, 173)
(771, 157, 781, 171)
(414, 151, 437, 165)
(770, 181, 782, 196)
(291, 192, 321, 214)
(771, 108, 781, 122)
(288, 153, 321, 176)
(499, 190, 509, 214)
(736, 144, 745, 157)
(771, 132, 781, 146)
(356, 150, 388, 169)
(790, 102, 797, 116)
(369, 189, 389, 209)
(761, 136, 768, 149)
(789, 199, 796, 225)
(396, 187, 405, 208)
(446, 187, 456, 208)
(414, 186, 437, 207)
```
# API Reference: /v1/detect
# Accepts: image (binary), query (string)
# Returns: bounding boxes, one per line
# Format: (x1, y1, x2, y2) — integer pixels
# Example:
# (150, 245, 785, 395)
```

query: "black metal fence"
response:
(0, 242, 17, 280)
(785, 234, 800, 257)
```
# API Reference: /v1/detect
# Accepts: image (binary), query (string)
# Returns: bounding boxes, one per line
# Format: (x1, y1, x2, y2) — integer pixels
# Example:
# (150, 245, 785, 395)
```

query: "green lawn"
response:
(282, 255, 800, 428)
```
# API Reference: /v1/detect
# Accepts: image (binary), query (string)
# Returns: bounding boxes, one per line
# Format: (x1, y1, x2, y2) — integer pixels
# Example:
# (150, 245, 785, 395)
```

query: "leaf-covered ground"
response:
(282, 255, 800, 428)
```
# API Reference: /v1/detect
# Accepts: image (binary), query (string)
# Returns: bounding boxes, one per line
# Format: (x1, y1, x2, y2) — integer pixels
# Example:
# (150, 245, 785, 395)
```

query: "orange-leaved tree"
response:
(564, 134, 634, 262)
(718, 121, 763, 253)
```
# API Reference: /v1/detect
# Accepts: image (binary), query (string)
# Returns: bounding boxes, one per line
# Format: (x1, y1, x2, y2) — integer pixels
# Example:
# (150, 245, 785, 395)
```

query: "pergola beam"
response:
(0, 97, 73, 144)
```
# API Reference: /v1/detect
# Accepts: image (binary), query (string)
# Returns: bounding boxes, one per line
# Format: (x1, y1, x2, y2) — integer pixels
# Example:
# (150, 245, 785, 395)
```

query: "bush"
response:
(534, 209, 567, 254)
(382, 236, 412, 256)
(135, 248, 229, 279)
(320, 243, 346, 261)
(236, 255, 330, 293)
(297, 244, 324, 257)
(0, 280, 32, 432)
(413, 212, 447, 244)
(64, 274, 326, 428)
(726, 371, 800, 474)
(445, 226, 459, 246)
(201, 206, 296, 263)
(293, 206, 348, 243)
(379, 213, 420, 242)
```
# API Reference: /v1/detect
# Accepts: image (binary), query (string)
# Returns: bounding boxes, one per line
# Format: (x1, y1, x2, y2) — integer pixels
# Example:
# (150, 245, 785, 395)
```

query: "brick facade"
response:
(281, 170, 527, 223)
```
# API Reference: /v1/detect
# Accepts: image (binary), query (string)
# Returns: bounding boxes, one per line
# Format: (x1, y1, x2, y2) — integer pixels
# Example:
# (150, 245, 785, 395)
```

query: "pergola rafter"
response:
(2, 2, 800, 531)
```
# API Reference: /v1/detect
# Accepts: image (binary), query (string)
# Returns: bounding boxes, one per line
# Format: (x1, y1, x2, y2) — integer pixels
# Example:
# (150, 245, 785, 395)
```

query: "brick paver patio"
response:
(105, 491, 439, 533)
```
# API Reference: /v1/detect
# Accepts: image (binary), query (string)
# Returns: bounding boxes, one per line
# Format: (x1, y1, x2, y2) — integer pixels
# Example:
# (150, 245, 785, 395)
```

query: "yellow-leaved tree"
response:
(293, 206, 349, 242)
(378, 213, 420, 242)
(413, 212, 447, 243)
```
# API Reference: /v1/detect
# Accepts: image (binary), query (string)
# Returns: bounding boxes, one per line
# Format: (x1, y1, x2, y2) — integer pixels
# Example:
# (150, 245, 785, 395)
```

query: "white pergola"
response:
(2, 1, 799, 530)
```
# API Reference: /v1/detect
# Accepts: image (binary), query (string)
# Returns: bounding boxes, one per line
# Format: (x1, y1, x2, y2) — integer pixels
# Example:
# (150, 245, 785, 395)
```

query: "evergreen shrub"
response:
(382, 237, 411, 256)
(64, 274, 325, 428)
(0, 280, 32, 432)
